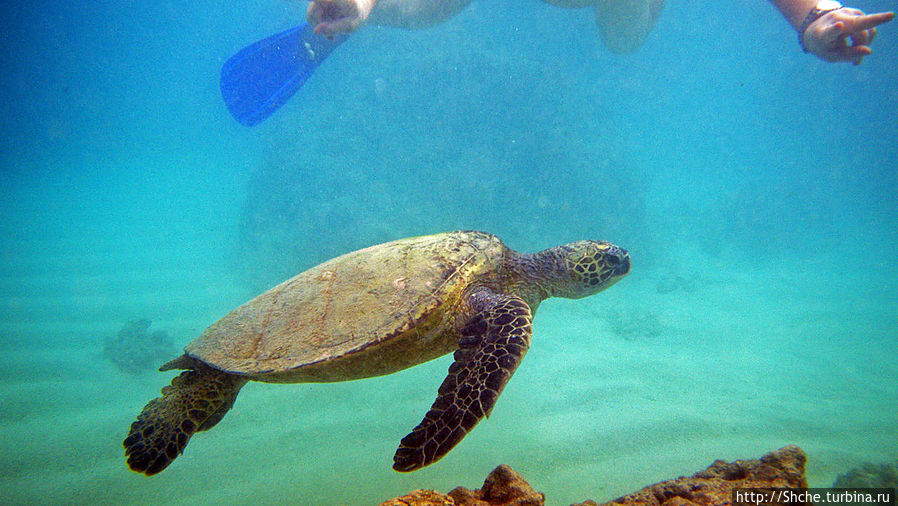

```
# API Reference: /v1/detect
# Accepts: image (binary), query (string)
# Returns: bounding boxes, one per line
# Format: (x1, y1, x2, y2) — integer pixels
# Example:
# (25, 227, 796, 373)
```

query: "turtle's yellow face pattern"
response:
(560, 240, 630, 299)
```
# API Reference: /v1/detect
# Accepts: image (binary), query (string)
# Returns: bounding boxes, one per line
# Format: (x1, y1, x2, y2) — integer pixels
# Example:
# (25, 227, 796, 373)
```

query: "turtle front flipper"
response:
(123, 361, 247, 475)
(393, 289, 532, 472)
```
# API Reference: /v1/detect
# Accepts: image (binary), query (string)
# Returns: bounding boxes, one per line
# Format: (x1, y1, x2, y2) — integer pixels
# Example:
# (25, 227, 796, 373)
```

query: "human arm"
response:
(768, 0, 894, 64)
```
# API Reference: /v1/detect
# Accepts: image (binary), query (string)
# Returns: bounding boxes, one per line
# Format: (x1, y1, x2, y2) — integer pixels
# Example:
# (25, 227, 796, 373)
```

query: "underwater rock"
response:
(604, 306, 665, 341)
(233, 122, 648, 293)
(589, 445, 807, 506)
(379, 464, 545, 506)
(381, 489, 455, 506)
(448, 464, 545, 506)
(654, 270, 698, 295)
(234, 159, 401, 292)
(381, 447, 808, 506)
(832, 460, 898, 488)
(102, 319, 175, 374)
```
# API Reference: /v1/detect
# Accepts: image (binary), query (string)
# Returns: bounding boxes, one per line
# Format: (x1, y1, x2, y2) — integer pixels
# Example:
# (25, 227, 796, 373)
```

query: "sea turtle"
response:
(123, 230, 630, 475)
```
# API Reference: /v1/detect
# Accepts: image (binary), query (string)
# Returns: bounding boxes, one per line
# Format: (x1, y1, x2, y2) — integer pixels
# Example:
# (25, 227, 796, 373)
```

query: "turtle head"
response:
(550, 240, 630, 299)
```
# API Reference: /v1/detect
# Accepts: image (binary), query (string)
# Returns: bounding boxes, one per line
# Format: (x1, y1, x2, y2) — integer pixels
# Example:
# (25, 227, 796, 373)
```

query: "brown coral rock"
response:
(380, 465, 544, 506)
(592, 445, 808, 506)
(380, 489, 455, 506)
(449, 465, 545, 506)
(381, 446, 807, 506)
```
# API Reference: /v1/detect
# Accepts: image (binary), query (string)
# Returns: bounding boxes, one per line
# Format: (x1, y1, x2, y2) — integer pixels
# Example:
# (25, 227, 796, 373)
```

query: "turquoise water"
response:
(2, 0, 896, 504)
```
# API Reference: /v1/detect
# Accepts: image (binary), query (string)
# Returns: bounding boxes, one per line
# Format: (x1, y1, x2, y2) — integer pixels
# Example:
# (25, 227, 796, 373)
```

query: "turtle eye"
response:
(605, 253, 621, 266)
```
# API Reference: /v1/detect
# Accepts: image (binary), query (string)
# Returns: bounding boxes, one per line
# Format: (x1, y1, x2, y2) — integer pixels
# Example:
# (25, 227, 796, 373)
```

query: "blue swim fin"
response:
(220, 23, 348, 126)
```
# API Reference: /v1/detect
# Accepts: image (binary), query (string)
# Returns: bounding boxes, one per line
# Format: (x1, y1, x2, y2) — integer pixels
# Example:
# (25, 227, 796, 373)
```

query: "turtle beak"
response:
(603, 245, 630, 278)
(616, 249, 630, 276)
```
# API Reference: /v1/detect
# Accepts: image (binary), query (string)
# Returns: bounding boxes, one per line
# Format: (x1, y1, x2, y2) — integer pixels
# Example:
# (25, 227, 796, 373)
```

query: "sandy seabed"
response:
(1, 235, 895, 505)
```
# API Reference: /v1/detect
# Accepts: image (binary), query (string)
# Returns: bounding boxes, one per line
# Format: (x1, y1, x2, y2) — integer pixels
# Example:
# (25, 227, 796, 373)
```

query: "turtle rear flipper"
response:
(123, 365, 247, 476)
(393, 289, 532, 471)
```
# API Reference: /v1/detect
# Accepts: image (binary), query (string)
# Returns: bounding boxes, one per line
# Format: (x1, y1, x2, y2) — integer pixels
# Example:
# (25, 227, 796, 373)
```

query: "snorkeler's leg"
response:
(370, 0, 475, 30)
(594, 0, 666, 54)
(538, 0, 595, 7)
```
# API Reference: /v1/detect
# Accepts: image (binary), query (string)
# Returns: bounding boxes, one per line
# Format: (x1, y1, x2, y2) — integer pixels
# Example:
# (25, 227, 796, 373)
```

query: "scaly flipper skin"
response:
(123, 363, 247, 475)
(393, 289, 532, 471)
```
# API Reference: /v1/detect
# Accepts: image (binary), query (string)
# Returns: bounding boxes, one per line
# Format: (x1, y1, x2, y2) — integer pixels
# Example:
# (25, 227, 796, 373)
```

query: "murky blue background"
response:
(2, 0, 896, 504)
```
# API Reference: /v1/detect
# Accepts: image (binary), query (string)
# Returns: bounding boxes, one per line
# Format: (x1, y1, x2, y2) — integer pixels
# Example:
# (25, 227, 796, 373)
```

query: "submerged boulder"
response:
(832, 460, 898, 488)
(102, 319, 175, 374)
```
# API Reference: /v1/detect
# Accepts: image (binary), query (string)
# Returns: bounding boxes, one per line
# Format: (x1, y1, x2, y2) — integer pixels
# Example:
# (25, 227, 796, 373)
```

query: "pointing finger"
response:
(841, 11, 895, 33)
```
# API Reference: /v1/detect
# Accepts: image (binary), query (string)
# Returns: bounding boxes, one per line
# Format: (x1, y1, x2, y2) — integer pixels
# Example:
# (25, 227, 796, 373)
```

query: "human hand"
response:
(307, 0, 376, 38)
(802, 7, 894, 65)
